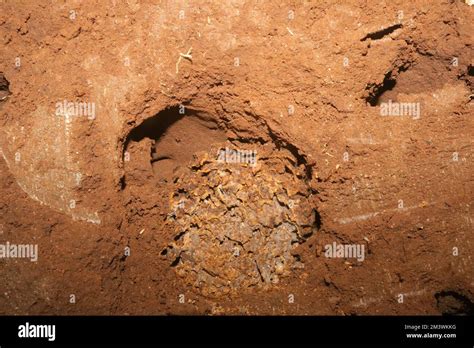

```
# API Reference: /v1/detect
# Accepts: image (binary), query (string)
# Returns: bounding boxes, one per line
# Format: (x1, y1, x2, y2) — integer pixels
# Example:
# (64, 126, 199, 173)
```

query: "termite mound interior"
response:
(163, 141, 318, 297)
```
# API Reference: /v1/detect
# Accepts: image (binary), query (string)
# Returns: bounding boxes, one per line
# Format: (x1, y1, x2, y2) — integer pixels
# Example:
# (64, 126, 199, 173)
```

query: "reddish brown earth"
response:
(0, 0, 473, 315)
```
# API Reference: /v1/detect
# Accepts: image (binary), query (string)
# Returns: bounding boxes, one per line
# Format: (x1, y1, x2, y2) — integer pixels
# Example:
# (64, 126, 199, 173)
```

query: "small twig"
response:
(180, 47, 193, 60)
(175, 47, 193, 74)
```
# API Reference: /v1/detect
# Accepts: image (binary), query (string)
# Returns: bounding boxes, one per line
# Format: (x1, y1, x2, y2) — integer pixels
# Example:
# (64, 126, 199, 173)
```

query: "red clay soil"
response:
(0, 0, 473, 315)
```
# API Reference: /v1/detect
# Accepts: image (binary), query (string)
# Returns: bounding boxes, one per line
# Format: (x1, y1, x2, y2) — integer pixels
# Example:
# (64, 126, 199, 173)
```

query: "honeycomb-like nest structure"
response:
(165, 143, 315, 296)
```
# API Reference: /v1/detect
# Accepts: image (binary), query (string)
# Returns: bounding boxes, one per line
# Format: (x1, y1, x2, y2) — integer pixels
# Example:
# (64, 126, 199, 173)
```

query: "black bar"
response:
(0, 316, 472, 346)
